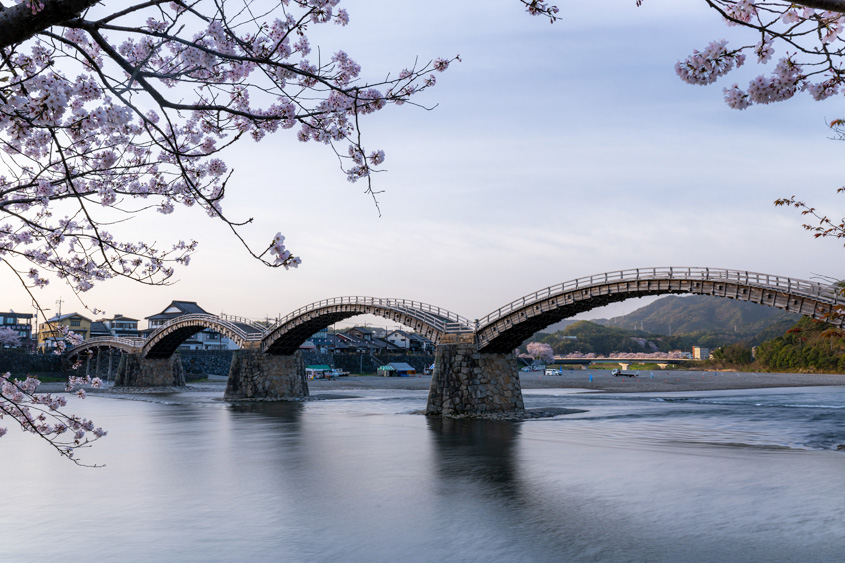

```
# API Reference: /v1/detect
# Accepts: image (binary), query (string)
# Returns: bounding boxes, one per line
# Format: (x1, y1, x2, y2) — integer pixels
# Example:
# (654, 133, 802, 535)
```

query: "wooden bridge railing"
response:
(476, 267, 843, 330)
(266, 296, 474, 335)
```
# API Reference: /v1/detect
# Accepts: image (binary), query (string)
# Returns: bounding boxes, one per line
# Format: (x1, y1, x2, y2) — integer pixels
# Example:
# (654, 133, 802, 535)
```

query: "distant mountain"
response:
(597, 295, 800, 339)
(523, 295, 803, 354)
(539, 319, 579, 333)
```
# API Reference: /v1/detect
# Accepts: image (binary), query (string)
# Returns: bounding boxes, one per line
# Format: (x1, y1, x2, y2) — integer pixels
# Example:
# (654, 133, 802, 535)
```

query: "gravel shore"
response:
(33, 368, 845, 395)
(306, 369, 845, 394)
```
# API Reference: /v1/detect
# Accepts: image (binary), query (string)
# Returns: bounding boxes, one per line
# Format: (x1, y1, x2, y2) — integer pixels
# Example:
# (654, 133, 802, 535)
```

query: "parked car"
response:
(544, 368, 562, 376)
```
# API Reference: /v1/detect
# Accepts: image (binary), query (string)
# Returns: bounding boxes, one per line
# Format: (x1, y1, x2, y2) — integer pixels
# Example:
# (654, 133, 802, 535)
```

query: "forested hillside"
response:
(756, 318, 845, 373)
(528, 321, 665, 356)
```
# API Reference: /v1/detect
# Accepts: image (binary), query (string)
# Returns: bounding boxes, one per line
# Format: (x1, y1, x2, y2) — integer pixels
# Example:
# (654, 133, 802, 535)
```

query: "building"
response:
(37, 312, 91, 351)
(377, 362, 417, 377)
(346, 326, 375, 341)
(101, 314, 140, 338)
(89, 321, 112, 339)
(385, 330, 434, 353)
(692, 346, 711, 360)
(0, 311, 34, 349)
(338, 329, 400, 353)
(144, 301, 239, 351)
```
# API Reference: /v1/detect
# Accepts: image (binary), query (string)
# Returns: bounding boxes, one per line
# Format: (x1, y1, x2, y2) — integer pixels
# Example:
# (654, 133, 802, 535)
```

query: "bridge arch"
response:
(475, 267, 844, 353)
(261, 297, 473, 355)
(143, 314, 265, 359)
(67, 337, 144, 358)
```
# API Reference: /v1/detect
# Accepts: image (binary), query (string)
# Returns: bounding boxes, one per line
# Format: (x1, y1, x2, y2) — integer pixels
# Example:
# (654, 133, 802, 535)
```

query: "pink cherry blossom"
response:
(661, 2, 845, 109)
(1, 371, 106, 465)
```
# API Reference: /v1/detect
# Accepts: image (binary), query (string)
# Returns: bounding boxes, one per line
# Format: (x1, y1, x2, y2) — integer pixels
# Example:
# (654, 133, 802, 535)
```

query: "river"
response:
(1, 384, 843, 562)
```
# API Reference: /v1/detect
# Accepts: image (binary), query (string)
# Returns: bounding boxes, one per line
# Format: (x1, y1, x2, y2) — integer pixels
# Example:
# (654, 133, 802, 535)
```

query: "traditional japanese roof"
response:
(145, 300, 209, 321)
(370, 338, 397, 350)
(89, 322, 112, 337)
(105, 314, 139, 322)
(408, 333, 431, 343)
(387, 329, 432, 346)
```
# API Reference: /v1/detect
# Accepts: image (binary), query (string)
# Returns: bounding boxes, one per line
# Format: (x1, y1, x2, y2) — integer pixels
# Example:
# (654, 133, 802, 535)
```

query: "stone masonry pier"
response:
(114, 353, 186, 388)
(426, 334, 524, 418)
(224, 350, 308, 400)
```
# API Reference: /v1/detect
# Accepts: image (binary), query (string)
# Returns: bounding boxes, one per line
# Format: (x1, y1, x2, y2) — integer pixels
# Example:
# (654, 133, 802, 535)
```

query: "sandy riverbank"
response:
(32, 368, 845, 395)
(305, 368, 845, 394)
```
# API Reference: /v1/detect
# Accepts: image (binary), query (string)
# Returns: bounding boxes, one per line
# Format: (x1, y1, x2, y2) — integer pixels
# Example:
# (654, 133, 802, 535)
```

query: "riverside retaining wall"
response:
(0, 350, 65, 375)
(2, 349, 437, 380)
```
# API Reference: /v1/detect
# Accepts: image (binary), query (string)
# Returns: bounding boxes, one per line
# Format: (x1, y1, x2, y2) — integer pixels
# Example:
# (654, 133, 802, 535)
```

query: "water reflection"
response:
(426, 417, 521, 490)
(2, 388, 844, 562)
(227, 400, 305, 426)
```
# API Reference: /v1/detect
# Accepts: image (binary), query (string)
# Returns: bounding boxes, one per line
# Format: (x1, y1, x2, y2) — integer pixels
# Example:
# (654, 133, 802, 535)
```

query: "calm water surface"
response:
(1, 385, 844, 562)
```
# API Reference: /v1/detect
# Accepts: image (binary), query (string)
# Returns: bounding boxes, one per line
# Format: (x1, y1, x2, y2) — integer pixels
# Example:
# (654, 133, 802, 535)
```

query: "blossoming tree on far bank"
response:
(525, 342, 555, 364)
(0, 326, 21, 348)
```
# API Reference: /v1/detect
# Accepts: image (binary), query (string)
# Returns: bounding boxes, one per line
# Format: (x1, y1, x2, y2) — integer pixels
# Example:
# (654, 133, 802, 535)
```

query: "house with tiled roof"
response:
(337, 329, 400, 354)
(385, 330, 434, 353)
(346, 326, 376, 341)
(89, 321, 112, 339)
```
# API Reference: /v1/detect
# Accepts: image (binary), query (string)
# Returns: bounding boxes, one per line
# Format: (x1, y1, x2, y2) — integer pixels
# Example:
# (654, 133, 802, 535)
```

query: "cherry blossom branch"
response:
(0, 372, 107, 466)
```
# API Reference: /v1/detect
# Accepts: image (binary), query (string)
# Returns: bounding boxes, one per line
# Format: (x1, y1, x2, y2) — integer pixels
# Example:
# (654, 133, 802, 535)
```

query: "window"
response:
(70, 319, 81, 327)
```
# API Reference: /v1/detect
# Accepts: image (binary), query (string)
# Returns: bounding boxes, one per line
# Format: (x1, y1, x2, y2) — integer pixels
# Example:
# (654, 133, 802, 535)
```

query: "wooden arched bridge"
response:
(66, 267, 843, 417)
(474, 266, 842, 353)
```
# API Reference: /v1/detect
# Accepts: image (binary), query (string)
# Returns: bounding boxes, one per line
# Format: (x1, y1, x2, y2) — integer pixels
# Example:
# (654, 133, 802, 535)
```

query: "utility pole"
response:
(55, 297, 64, 317)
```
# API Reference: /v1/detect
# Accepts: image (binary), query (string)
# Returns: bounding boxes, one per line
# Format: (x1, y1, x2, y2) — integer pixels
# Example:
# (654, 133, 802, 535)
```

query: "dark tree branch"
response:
(0, 0, 98, 49)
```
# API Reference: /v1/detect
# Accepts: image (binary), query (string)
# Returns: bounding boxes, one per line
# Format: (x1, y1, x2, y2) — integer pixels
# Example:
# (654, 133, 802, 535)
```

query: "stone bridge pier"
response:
(114, 353, 186, 388)
(426, 334, 524, 418)
(224, 350, 309, 400)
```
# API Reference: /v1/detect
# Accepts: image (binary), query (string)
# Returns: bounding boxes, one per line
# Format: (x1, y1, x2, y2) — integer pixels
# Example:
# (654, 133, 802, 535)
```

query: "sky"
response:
(2, 0, 844, 330)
